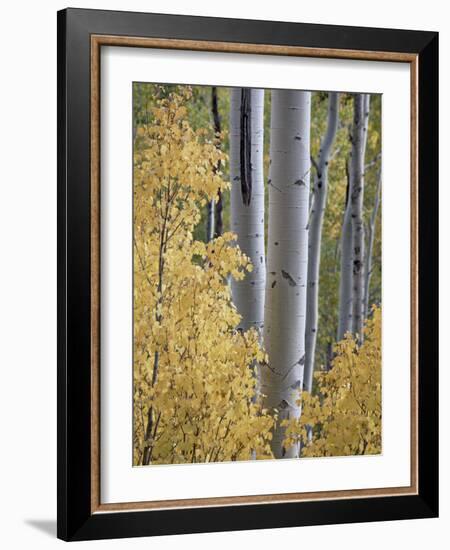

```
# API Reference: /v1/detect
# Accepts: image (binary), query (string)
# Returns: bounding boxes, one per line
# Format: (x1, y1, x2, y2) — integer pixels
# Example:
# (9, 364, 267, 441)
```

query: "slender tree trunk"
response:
(262, 90, 311, 459)
(326, 341, 333, 372)
(206, 200, 215, 241)
(230, 88, 265, 337)
(215, 193, 223, 238)
(142, 196, 171, 466)
(338, 94, 370, 341)
(304, 92, 339, 393)
(351, 94, 370, 341)
(364, 167, 381, 319)
(211, 86, 224, 238)
(337, 162, 353, 341)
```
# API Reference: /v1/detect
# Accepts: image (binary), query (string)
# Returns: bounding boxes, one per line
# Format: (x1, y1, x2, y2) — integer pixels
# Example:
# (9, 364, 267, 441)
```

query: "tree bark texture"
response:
(230, 88, 266, 336)
(337, 162, 353, 341)
(364, 167, 381, 319)
(338, 93, 370, 341)
(262, 90, 311, 458)
(350, 94, 370, 341)
(206, 199, 215, 242)
(304, 92, 339, 393)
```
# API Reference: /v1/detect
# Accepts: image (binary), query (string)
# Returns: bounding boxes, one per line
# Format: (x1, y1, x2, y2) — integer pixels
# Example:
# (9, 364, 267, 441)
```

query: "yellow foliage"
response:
(283, 306, 382, 457)
(133, 86, 274, 465)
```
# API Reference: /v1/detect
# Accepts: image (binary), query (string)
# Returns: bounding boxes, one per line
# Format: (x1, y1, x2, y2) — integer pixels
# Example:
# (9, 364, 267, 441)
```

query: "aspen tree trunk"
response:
(206, 200, 215, 241)
(351, 94, 370, 341)
(206, 87, 223, 241)
(337, 164, 353, 341)
(338, 94, 370, 341)
(211, 86, 224, 238)
(304, 92, 339, 393)
(364, 168, 381, 319)
(230, 88, 265, 336)
(262, 90, 311, 459)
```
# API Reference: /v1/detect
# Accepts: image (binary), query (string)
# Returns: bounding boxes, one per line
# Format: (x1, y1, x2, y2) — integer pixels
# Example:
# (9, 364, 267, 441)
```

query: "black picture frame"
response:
(57, 7, 438, 541)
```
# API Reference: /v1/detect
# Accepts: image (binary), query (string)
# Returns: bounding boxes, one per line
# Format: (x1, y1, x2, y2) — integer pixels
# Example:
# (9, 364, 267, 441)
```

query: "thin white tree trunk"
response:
(262, 90, 311, 459)
(304, 92, 339, 393)
(338, 94, 370, 341)
(230, 88, 266, 336)
(206, 199, 215, 241)
(351, 94, 370, 341)
(364, 167, 381, 319)
(337, 162, 353, 341)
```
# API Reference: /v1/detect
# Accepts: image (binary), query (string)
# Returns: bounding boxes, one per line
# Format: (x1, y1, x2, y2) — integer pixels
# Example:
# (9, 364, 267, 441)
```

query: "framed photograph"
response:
(57, 8, 438, 541)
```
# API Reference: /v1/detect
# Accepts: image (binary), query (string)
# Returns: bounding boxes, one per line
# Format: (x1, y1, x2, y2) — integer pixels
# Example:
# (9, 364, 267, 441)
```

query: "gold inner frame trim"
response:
(90, 34, 419, 514)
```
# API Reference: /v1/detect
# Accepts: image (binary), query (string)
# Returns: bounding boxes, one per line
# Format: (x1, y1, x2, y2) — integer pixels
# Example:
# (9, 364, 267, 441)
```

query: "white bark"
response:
(304, 92, 339, 393)
(337, 162, 353, 341)
(351, 94, 370, 341)
(230, 89, 266, 335)
(364, 168, 381, 319)
(206, 199, 215, 242)
(338, 94, 370, 341)
(262, 90, 311, 458)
